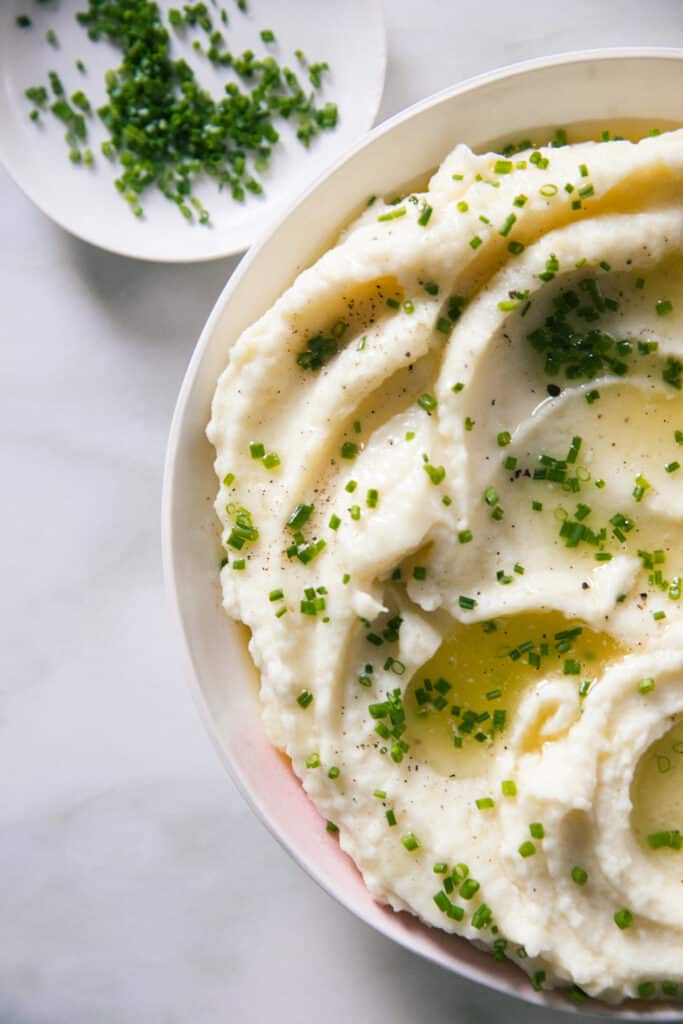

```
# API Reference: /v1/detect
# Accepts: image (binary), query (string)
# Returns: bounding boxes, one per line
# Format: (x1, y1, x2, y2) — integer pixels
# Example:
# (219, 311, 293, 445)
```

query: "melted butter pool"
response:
(405, 611, 624, 776)
(631, 717, 683, 865)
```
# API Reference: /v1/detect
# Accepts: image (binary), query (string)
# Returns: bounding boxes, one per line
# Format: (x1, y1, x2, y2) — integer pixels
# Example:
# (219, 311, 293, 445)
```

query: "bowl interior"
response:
(163, 50, 683, 1017)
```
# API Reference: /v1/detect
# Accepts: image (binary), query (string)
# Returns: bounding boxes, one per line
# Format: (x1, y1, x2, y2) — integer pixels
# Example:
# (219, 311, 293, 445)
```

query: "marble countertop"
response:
(4, 2, 683, 1021)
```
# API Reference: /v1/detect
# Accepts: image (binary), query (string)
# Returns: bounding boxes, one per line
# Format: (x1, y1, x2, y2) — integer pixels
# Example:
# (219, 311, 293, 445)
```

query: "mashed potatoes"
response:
(208, 127, 683, 1004)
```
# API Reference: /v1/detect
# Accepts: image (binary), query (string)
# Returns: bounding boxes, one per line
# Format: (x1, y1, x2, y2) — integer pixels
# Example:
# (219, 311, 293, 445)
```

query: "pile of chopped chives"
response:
(22, 0, 338, 223)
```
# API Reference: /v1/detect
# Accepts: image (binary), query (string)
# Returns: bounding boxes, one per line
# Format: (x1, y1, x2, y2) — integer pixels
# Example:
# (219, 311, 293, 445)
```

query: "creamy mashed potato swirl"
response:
(208, 129, 683, 1003)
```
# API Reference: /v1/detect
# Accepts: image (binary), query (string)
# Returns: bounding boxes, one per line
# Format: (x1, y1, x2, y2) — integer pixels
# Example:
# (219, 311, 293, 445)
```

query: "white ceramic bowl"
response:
(163, 49, 683, 1017)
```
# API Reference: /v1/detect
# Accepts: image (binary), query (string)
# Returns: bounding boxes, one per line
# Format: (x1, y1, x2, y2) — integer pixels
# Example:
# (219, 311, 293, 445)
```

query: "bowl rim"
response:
(162, 46, 683, 1019)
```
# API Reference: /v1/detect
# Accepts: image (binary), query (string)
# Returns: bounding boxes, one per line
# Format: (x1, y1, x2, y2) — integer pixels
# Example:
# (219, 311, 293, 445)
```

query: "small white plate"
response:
(0, 0, 385, 262)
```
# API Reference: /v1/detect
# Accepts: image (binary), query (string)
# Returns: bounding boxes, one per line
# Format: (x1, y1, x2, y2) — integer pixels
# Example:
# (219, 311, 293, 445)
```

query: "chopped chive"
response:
(413, 566, 427, 581)
(417, 393, 438, 414)
(269, 588, 284, 602)
(458, 595, 477, 610)
(469, 235, 483, 250)
(647, 830, 681, 849)
(497, 431, 511, 447)
(529, 822, 545, 839)
(459, 878, 480, 899)
(501, 780, 517, 797)
(297, 690, 313, 709)
(518, 841, 536, 858)
(638, 677, 655, 694)
(341, 442, 358, 459)
(613, 908, 633, 930)
(305, 753, 320, 769)
(401, 832, 420, 851)
(423, 463, 446, 485)
(418, 204, 433, 226)
(571, 865, 588, 885)
(378, 207, 406, 222)
(476, 797, 495, 810)
(499, 213, 516, 237)
(249, 441, 265, 459)
(458, 529, 473, 544)
(656, 299, 673, 316)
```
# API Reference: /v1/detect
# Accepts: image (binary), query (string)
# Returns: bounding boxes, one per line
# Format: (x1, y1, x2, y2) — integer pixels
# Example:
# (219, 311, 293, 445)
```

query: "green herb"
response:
(378, 207, 406, 222)
(663, 357, 682, 389)
(647, 830, 682, 850)
(497, 431, 511, 447)
(305, 753, 320, 769)
(16, 15, 32, 28)
(458, 529, 473, 544)
(260, 28, 275, 42)
(632, 474, 650, 502)
(459, 878, 480, 899)
(38, 0, 338, 219)
(501, 780, 517, 797)
(423, 463, 445, 485)
(476, 797, 495, 810)
(341, 442, 358, 460)
(418, 204, 433, 226)
(571, 865, 588, 885)
(499, 213, 516, 237)
(471, 904, 492, 929)
(287, 503, 313, 530)
(613, 908, 633, 930)
(529, 822, 545, 839)
(417, 393, 438, 414)
(46, 28, 59, 47)
(518, 841, 536, 858)
(297, 690, 313, 709)
(656, 299, 673, 316)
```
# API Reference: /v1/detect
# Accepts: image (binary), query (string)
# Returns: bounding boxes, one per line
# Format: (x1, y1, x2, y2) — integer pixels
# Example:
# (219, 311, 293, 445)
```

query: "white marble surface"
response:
(3, 3, 683, 1021)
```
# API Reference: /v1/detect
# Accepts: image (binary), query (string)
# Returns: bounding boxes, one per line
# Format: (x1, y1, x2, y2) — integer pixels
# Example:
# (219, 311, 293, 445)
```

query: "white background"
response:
(3, 3, 683, 1021)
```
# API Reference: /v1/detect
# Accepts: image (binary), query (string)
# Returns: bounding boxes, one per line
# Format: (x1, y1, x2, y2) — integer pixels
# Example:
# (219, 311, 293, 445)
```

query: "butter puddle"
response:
(631, 717, 683, 866)
(405, 611, 623, 777)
